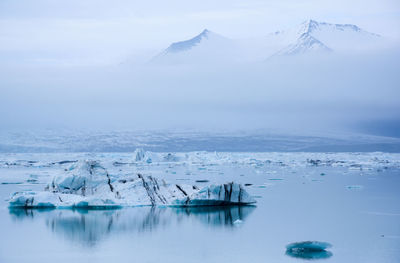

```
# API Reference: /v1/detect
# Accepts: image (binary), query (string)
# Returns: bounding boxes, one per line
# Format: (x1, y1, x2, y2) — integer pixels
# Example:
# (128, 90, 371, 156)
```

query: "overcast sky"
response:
(1, 0, 399, 65)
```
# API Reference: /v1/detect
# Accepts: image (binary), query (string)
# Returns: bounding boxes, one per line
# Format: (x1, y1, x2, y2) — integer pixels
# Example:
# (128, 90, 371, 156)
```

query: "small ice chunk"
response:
(286, 241, 332, 260)
(133, 148, 153, 163)
(163, 153, 179, 162)
(195, 180, 209, 183)
(286, 241, 331, 251)
(346, 185, 364, 190)
(134, 148, 146, 161)
(233, 219, 243, 225)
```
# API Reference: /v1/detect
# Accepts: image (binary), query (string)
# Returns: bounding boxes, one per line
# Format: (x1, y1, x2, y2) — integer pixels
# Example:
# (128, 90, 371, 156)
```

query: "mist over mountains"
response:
(0, 19, 399, 151)
(151, 19, 387, 64)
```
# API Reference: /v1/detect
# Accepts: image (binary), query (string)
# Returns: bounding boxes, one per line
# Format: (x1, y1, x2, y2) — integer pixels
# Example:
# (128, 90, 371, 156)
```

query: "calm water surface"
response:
(0, 154, 399, 263)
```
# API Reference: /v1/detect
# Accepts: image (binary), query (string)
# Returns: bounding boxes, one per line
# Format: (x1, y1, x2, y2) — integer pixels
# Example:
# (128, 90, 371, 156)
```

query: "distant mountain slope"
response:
(151, 29, 238, 64)
(163, 29, 215, 53)
(151, 20, 384, 63)
(273, 33, 332, 56)
(267, 19, 382, 57)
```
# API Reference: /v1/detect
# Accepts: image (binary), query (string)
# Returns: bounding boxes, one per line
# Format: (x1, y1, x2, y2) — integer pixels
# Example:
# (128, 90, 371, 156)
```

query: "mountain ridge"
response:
(151, 20, 383, 63)
(165, 29, 212, 53)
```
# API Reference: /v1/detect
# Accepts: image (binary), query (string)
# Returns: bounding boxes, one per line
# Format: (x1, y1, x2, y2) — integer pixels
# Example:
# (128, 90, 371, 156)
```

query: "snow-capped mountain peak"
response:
(267, 19, 382, 57)
(150, 20, 385, 64)
(297, 19, 376, 37)
(165, 29, 213, 53)
(274, 32, 332, 56)
(298, 19, 320, 35)
(151, 29, 237, 64)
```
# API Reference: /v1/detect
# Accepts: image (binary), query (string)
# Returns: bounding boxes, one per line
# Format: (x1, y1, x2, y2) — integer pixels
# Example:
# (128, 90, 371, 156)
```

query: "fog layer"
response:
(1, 50, 399, 136)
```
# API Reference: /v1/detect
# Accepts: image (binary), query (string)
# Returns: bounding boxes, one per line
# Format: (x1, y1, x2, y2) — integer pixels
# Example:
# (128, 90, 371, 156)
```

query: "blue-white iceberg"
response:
(9, 160, 255, 209)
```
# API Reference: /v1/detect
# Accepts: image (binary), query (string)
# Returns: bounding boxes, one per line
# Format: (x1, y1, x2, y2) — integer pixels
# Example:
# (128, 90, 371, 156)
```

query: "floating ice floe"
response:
(133, 149, 188, 163)
(195, 180, 209, 183)
(133, 148, 153, 163)
(346, 185, 364, 190)
(8, 160, 255, 209)
(286, 241, 333, 260)
(2, 151, 399, 171)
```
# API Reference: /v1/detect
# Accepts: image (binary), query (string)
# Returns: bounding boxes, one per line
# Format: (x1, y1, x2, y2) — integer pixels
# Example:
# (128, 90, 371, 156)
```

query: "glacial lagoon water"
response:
(0, 152, 399, 263)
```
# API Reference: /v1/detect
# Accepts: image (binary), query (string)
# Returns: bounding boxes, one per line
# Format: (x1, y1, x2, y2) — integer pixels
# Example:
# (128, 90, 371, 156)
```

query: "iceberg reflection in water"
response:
(9, 206, 255, 246)
(286, 249, 333, 260)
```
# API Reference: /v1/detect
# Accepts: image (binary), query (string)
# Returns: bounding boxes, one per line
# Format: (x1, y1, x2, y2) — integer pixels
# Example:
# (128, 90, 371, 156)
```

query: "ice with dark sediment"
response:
(8, 160, 255, 209)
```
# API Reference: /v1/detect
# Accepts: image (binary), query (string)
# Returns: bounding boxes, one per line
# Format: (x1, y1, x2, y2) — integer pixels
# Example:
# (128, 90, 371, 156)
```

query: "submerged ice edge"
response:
(8, 160, 256, 209)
